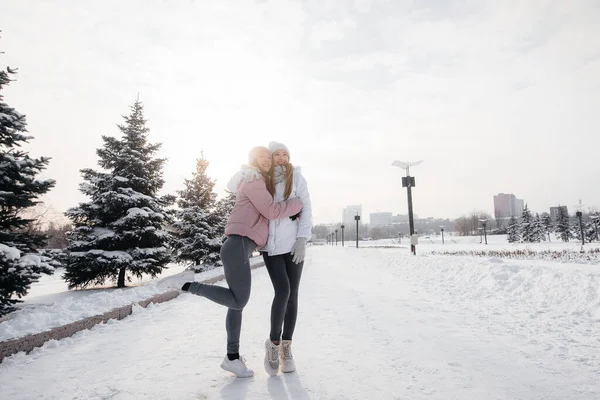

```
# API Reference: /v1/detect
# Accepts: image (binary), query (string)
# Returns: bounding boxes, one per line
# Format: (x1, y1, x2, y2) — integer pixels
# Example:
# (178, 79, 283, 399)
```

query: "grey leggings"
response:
(187, 235, 257, 354)
(262, 252, 304, 342)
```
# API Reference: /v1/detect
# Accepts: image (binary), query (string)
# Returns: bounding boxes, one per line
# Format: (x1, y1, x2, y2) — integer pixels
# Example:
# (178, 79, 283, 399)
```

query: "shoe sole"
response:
(264, 358, 279, 377)
(220, 362, 254, 378)
(281, 362, 296, 373)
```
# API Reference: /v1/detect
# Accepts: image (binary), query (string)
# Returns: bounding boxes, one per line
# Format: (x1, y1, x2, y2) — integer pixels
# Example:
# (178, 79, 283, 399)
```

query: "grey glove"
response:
(290, 238, 307, 264)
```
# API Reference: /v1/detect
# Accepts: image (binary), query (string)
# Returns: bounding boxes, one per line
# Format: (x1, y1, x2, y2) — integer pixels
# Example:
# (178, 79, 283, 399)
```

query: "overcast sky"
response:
(2, 0, 599, 224)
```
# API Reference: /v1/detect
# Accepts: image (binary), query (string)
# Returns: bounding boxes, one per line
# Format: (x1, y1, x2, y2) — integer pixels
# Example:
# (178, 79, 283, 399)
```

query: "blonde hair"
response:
(248, 146, 272, 184)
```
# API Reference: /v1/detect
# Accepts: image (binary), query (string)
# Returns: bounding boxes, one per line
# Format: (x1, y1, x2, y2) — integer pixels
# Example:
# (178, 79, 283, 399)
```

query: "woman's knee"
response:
(274, 283, 291, 301)
(231, 296, 249, 311)
(287, 288, 299, 304)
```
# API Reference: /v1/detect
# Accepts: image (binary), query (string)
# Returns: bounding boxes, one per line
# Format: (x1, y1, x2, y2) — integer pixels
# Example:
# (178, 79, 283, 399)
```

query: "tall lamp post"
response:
(479, 219, 488, 245)
(354, 214, 360, 248)
(392, 160, 423, 255)
(335, 229, 338, 246)
(440, 226, 445, 244)
(341, 224, 345, 246)
(576, 211, 585, 246)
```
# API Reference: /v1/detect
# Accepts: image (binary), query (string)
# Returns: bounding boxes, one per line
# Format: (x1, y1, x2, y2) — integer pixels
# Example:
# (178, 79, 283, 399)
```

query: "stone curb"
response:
(0, 261, 265, 363)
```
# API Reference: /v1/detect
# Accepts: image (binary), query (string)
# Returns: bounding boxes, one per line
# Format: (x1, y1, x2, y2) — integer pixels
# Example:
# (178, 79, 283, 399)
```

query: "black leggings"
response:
(187, 235, 256, 354)
(262, 252, 304, 342)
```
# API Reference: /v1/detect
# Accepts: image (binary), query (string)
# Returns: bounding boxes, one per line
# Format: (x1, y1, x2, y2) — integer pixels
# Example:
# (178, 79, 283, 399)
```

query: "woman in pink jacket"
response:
(159, 146, 303, 378)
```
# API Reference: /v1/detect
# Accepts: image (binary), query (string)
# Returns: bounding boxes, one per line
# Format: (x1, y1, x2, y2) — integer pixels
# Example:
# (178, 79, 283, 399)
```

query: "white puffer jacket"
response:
(261, 166, 312, 256)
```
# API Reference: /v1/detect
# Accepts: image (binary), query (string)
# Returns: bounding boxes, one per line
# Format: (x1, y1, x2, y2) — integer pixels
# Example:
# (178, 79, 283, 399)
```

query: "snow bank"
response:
(0, 257, 262, 342)
(366, 248, 600, 366)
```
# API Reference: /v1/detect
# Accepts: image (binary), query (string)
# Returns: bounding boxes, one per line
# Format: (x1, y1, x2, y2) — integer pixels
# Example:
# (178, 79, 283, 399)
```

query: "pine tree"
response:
(584, 219, 596, 243)
(554, 206, 572, 242)
(507, 216, 521, 243)
(0, 54, 56, 315)
(591, 214, 600, 242)
(533, 213, 546, 242)
(572, 219, 584, 243)
(214, 191, 236, 238)
(171, 155, 223, 271)
(64, 100, 173, 289)
(520, 205, 537, 243)
(540, 212, 553, 242)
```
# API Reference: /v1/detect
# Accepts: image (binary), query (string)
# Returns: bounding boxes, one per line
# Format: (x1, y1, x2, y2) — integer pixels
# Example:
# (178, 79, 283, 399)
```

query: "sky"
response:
(2, 0, 599, 225)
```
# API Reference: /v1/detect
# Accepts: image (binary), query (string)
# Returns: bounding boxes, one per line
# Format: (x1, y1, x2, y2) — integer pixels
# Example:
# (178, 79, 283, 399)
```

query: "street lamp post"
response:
(576, 211, 585, 246)
(479, 219, 488, 245)
(392, 160, 423, 255)
(354, 214, 361, 248)
(341, 224, 345, 246)
(440, 226, 445, 244)
(335, 229, 338, 246)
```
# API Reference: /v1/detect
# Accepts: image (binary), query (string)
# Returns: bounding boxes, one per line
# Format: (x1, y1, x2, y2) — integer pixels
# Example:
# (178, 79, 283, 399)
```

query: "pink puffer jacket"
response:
(225, 167, 303, 247)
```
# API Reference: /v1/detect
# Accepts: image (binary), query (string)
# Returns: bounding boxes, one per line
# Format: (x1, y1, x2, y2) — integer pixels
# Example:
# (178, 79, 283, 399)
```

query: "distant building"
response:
(391, 214, 412, 223)
(493, 193, 525, 219)
(342, 205, 362, 226)
(550, 205, 568, 221)
(514, 198, 524, 216)
(370, 212, 392, 227)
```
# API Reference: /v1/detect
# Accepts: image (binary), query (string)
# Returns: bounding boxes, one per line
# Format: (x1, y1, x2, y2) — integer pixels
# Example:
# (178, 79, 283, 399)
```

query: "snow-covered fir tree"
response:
(571, 219, 585, 243)
(0, 59, 56, 315)
(540, 212, 553, 242)
(214, 191, 236, 238)
(534, 213, 546, 242)
(171, 155, 223, 271)
(584, 219, 596, 243)
(507, 216, 521, 243)
(519, 205, 538, 243)
(591, 214, 600, 242)
(64, 100, 173, 289)
(554, 206, 572, 242)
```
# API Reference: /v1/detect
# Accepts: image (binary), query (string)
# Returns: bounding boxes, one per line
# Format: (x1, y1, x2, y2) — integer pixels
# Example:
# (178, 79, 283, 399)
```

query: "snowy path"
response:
(1, 247, 598, 399)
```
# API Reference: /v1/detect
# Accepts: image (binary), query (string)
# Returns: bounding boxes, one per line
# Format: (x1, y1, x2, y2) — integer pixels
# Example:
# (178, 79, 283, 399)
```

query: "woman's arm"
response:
(243, 178, 303, 220)
(295, 174, 313, 239)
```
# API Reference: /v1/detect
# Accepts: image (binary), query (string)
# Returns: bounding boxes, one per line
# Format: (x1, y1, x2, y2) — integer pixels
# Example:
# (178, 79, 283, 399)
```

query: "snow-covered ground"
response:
(0, 257, 263, 341)
(357, 234, 600, 253)
(1, 247, 598, 399)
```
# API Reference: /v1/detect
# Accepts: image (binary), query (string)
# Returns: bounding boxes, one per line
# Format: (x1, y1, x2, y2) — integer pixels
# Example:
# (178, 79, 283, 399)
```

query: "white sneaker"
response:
(220, 356, 254, 378)
(264, 339, 280, 376)
(280, 340, 296, 373)
(156, 269, 195, 291)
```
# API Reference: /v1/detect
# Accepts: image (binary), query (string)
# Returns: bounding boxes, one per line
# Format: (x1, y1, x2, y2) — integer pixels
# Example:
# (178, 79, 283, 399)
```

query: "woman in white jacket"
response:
(262, 141, 312, 376)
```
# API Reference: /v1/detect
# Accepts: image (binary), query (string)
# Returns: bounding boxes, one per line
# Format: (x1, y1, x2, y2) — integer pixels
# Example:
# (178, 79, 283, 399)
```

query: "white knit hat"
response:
(268, 141, 290, 159)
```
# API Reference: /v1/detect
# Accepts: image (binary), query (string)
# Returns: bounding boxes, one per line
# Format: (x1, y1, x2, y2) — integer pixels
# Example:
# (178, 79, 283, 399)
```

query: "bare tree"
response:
(16, 203, 51, 235)
(454, 216, 471, 236)
(17, 203, 70, 234)
(454, 210, 493, 236)
(45, 222, 72, 249)
(369, 226, 385, 240)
